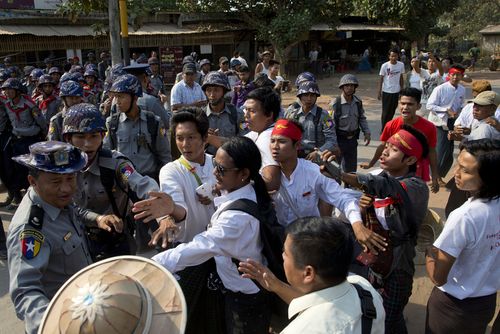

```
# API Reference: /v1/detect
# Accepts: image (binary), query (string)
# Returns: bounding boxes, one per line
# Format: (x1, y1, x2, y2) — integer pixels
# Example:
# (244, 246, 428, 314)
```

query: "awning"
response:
(311, 23, 404, 32)
(479, 25, 500, 35)
(0, 23, 198, 36)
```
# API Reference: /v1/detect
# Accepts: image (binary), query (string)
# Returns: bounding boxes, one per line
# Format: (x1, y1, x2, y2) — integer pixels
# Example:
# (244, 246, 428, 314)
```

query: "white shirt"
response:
(281, 275, 385, 334)
(408, 69, 430, 91)
(434, 197, 500, 299)
(426, 81, 465, 128)
(468, 118, 500, 140)
(237, 56, 248, 67)
(159, 154, 216, 243)
(152, 183, 264, 294)
(309, 50, 319, 62)
(379, 61, 405, 93)
(245, 125, 279, 171)
(170, 80, 206, 106)
(270, 75, 284, 86)
(273, 159, 362, 226)
(455, 104, 500, 128)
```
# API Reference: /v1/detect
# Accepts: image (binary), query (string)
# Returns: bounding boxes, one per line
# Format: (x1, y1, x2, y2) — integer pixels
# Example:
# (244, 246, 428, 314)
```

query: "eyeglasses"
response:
(212, 159, 239, 176)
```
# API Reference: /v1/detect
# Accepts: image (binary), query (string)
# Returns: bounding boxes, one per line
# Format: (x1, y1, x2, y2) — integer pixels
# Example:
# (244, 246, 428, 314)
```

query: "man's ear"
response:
(303, 265, 316, 285)
(404, 156, 418, 167)
(27, 175, 36, 187)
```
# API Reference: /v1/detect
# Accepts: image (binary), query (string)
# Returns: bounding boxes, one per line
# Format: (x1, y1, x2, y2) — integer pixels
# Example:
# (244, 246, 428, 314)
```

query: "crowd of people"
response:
(0, 46, 498, 334)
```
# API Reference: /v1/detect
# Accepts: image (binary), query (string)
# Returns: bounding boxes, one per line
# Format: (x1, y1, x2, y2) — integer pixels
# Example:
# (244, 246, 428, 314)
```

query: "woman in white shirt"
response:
(152, 136, 272, 334)
(425, 139, 500, 334)
(405, 57, 429, 91)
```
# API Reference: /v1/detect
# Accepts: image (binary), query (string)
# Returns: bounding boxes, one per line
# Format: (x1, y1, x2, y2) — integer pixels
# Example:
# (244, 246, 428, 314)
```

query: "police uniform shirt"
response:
(0, 97, 9, 133)
(150, 74, 166, 96)
(4, 95, 46, 137)
(138, 92, 170, 128)
(336, 94, 371, 135)
(152, 183, 264, 294)
(47, 110, 65, 141)
(284, 104, 338, 153)
(75, 150, 159, 215)
(34, 94, 62, 123)
(159, 153, 216, 242)
(273, 159, 362, 226)
(205, 103, 247, 154)
(7, 187, 95, 334)
(103, 110, 172, 176)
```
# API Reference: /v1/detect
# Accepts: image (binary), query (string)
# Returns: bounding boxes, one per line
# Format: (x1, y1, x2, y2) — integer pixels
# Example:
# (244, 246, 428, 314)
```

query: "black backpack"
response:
(222, 199, 286, 281)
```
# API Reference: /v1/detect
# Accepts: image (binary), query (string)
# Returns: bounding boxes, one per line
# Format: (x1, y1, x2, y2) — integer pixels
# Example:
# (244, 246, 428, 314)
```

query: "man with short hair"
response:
(378, 49, 405, 130)
(232, 65, 255, 110)
(467, 91, 500, 140)
(362, 88, 439, 192)
(419, 53, 443, 118)
(170, 63, 206, 112)
(427, 64, 466, 184)
(238, 216, 385, 333)
(267, 60, 284, 92)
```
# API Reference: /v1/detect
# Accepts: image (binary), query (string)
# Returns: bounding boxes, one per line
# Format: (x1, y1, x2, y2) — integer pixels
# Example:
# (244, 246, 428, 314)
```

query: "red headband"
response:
(448, 67, 465, 76)
(272, 119, 302, 142)
(387, 129, 423, 160)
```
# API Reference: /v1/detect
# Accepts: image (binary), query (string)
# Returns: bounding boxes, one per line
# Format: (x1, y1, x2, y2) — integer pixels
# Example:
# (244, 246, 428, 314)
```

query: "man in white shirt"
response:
(426, 64, 466, 184)
(378, 49, 405, 130)
(238, 216, 385, 334)
(170, 63, 207, 112)
(467, 91, 500, 140)
(244, 87, 281, 191)
(419, 53, 443, 118)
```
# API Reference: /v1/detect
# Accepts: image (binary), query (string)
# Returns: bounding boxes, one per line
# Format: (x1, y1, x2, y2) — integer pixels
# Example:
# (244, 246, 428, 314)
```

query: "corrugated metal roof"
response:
(0, 23, 198, 36)
(479, 25, 500, 35)
(311, 23, 404, 32)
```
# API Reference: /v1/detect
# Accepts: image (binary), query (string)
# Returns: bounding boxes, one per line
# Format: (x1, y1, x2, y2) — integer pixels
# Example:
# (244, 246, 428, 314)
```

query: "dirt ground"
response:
(0, 69, 499, 334)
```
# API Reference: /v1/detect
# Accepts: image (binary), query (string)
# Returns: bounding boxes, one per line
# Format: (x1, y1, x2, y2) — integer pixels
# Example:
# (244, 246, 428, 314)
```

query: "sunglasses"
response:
(212, 159, 239, 176)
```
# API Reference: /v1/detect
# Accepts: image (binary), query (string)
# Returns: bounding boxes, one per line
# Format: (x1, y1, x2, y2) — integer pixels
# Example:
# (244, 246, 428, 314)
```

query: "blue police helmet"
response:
(30, 68, 45, 80)
(13, 141, 87, 174)
(63, 103, 106, 136)
(84, 69, 98, 78)
(201, 71, 230, 92)
(110, 74, 143, 97)
(70, 72, 85, 83)
(230, 59, 241, 69)
(338, 74, 359, 88)
(294, 71, 317, 88)
(296, 81, 321, 97)
(1, 78, 23, 91)
(48, 67, 62, 75)
(0, 71, 9, 82)
(60, 80, 84, 97)
(37, 74, 55, 87)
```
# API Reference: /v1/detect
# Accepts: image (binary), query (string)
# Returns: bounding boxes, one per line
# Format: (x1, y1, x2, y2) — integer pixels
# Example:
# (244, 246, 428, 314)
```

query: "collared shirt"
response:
(284, 105, 338, 152)
(426, 81, 465, 128)
(4, 95, 46, 137)
(455, 103, 500, 129)
(282, 275, 385, 334)
(138, 92, 170, 128)
(7, 188, 96, 334)
(150, 74, 166, 96)
(205, 103, 246, 155)
(170, 80, 206, 106)
(75, 150, 159, 215)
(273, 159, 362, 226)
(245, 125, 279, 171)
(468, 118, 500, 140)
(159, 153, 216, 242)
(152, 183, 264, 294)
(34, 94, 61, 123)
(337, 94, 370, 134)
(103, 110, 171, 176)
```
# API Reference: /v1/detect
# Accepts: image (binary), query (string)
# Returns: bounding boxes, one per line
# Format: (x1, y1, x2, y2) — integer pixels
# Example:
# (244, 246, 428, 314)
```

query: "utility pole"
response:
(108, 0, 122, 65)
(119, 0, 130, 66)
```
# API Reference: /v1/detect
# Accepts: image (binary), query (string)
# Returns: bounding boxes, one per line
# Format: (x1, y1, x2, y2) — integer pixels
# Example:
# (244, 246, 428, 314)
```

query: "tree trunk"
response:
(273, 44, 294, 78)
(108, 0, 122, 65)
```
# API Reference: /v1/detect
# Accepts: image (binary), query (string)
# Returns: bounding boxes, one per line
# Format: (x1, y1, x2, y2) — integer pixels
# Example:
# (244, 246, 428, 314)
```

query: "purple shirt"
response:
(231, 80, 256, 108)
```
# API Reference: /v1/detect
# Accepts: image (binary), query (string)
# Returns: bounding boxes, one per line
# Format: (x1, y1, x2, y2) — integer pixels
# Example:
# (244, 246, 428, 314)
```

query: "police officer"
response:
(331, 74, 371, 173)
(48, 66, 62, 86)
(29, 68, 45, 100)
(83, 68, 103, 104)
(34, 74, 61, 123)
(1, 78, 46, 208)
(285, 80, 339, 160)
(103, 74, 171, 181)
(203, 71, 246, 155)
(148, 56, 167, 99)
(7, 141, 123, 334)
(62, 103, 160, 258)
(47, 80, 84, 141)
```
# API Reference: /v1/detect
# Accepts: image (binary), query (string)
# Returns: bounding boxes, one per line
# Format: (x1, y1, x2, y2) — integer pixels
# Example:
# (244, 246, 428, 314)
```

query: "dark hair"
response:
(459, 139, 500, 200)
(269, 60, 280, 67)
(286, 217, 353, 283)
(450, 64, 465, 72)
(171, 107, 209, 138)
(399, 87, 422, 104)
(233, 50, 240, 57)
(238, 65, 250, 73)
(401, 124, 429, 172)
(63, 62, 72, 72)
(389, 48, 400, 55)
(246, 87, 280, 121)
(220, 137, 271, 209)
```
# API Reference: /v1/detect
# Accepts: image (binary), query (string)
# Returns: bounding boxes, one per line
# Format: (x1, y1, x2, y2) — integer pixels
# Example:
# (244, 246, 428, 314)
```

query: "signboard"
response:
(159, 47, 183, 85)
(0, 0, 61, 9)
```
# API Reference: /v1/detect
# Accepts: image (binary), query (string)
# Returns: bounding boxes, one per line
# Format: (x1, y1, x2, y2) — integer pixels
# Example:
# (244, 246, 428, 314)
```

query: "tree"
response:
(178, 0, 354, 74)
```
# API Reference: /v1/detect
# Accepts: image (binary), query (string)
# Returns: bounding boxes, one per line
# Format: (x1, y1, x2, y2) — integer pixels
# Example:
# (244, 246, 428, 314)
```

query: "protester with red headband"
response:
(427, 64, 466, 186)
(328, 124, 430, 333)
(268, 119, 363, 229)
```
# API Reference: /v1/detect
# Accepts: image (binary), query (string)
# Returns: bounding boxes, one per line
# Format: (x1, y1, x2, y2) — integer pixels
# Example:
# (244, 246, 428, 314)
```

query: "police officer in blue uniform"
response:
(7, 141, 123, 334)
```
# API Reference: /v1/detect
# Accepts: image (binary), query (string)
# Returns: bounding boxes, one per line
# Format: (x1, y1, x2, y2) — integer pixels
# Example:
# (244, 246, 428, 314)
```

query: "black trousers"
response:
(381, 92, 400, 130)
(425, 287, 496, 334)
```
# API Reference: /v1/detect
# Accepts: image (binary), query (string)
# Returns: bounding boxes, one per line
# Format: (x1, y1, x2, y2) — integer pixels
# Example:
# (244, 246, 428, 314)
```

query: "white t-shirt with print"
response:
(245, 126, 279, 172)
(379, 61, 405, 93)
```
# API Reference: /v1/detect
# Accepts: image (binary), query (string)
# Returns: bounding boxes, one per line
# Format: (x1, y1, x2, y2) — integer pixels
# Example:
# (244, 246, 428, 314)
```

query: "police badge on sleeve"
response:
(20, 229, 45, 259)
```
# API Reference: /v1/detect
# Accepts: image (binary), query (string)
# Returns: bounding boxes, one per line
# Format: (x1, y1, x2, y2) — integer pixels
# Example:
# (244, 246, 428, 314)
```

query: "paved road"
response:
(1, 71, 498, 334)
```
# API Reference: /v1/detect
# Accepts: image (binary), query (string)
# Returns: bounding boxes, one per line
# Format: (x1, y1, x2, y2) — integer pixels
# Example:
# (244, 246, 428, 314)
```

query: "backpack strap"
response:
(144, 111, 160, 167)
(222, 198, 260, 220)
(107, 113, 120, 150)
(98, 149, 123, 218)
(333, 96, 342, 130)
(226, 104, 239, 135)
(313, 106, 323, 146)
(352, 283, 377, 334)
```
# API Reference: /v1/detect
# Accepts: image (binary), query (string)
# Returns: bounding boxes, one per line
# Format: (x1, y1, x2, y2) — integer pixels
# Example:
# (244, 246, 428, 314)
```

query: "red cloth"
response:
(272, 119, 302, 142)
(39, 94, 56, 112)
(380, 116, 437, 181)
(387, 129, 424, 160)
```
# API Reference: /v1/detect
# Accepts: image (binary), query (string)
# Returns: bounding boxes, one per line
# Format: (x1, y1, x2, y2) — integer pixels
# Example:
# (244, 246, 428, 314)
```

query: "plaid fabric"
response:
(377, 269, 413, 334)
(177, 258, 226, 334)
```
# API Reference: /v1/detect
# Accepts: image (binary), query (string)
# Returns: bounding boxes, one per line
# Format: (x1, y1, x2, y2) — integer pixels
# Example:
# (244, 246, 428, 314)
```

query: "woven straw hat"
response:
(38, 256, 187, 334)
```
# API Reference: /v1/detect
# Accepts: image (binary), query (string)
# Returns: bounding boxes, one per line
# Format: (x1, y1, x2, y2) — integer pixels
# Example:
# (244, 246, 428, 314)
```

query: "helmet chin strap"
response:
(124, 94, 136, 115)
